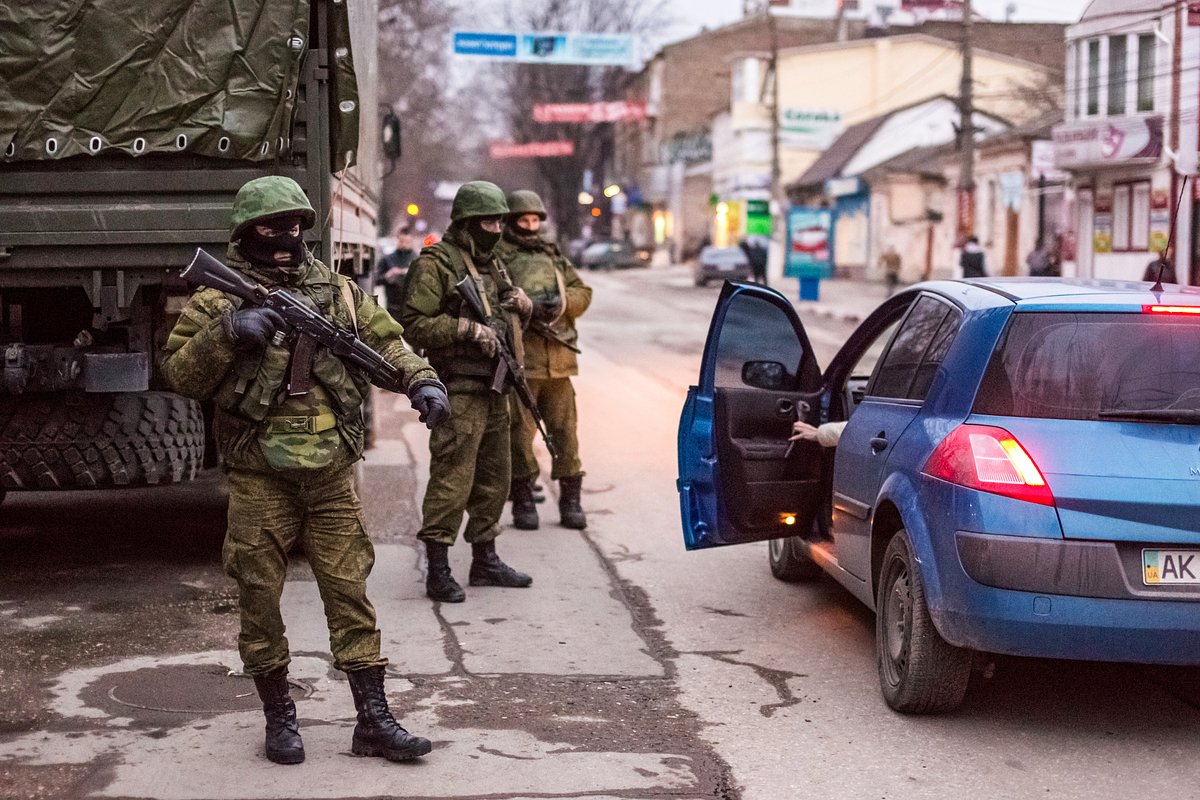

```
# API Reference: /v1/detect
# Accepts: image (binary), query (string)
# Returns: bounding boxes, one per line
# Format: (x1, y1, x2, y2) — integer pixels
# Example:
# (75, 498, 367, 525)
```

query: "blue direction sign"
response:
(453, 30, 636, 66)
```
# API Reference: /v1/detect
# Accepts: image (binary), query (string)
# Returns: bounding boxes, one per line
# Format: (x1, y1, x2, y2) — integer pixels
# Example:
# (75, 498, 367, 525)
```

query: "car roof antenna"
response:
(1152, 175, 1189, 294)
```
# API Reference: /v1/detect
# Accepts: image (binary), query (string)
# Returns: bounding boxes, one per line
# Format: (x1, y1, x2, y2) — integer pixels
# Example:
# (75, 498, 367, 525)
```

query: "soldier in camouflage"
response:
(161, 176, 448, 766)
(399, 181, 534, 603)
(495, 190, 592, 530)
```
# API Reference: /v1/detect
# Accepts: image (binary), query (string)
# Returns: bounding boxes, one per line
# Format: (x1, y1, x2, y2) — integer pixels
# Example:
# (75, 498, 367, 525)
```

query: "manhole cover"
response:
(104, 664, 312, 714)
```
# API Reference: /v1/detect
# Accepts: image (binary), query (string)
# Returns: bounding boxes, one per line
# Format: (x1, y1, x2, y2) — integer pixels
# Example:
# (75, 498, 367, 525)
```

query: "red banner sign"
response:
(532, 102, 647, 124)
(489, 140, 575, 159)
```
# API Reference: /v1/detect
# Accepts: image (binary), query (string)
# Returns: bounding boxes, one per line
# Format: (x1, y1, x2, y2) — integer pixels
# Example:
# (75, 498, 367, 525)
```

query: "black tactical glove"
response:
(532, 300, 559, 322)
(229, 307, 286, 351)
(409, 381, 451, 429)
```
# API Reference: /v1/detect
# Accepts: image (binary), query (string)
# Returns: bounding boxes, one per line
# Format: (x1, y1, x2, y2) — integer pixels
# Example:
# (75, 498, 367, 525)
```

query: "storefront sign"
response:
(784, 206, 833, 279)
(1030, 140, 1067, 181)
(1051, 116, 1164, 169)
(489, 140, 575, 159)
(533, 102, 647, 123)
(1093, 192, 1113, 253)
(780, 108, 843, 150)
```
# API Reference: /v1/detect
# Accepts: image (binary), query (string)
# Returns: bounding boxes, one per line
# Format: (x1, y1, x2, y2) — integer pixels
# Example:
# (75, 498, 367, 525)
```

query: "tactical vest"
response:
(214, 259, 370, 471)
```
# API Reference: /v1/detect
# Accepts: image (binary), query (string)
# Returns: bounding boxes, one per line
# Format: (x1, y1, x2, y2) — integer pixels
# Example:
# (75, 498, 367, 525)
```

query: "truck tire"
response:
(0, 392, 204, 490)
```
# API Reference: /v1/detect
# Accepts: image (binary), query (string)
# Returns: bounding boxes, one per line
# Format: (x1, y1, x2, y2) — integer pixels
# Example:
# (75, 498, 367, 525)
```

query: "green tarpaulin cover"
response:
(0, 0, 359, 167)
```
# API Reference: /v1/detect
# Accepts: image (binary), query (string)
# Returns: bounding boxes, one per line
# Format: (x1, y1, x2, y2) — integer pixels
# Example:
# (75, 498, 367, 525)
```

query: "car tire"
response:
(876, 529, 971, 714)
(768, 536, 823, 582)
(0, 391, 205, 491)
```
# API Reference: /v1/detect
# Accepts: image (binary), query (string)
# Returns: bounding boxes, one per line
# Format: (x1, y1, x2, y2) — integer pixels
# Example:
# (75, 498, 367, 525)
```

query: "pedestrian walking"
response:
(879, 244, 902, 295)
(399, 181, 534, 603)
(375, 225, 417, 317)
(959, 236, 987, 278)
(161, 176, 449, 765)
(495, 189, 593, 531)
(738, 236, 769, 286)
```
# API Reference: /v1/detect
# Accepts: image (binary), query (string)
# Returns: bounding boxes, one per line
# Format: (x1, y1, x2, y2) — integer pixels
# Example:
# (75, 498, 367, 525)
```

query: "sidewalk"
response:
(771, 272, 894, 325)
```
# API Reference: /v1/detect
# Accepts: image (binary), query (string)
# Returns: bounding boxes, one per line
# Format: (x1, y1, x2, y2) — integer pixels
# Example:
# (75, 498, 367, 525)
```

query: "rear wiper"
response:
(1098, 408, 1200, 423)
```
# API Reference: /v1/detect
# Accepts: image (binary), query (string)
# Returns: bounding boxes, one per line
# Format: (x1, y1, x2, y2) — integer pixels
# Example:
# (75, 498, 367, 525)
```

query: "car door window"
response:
(908, 307, 962, 399)
(868, 296, 954, 401)
(713, 295, 806, 389)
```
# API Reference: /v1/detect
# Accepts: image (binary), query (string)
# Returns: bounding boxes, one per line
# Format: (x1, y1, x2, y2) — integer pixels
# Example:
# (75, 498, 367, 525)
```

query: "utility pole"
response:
(768, 7, 781, 216)
(957, 0, 975, 242)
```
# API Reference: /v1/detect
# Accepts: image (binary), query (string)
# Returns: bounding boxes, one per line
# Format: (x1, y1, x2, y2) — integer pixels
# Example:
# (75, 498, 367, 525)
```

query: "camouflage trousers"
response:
(222, 464, 386, 676)
(510, 377, 582, 482)
(418, 390, 510, 546)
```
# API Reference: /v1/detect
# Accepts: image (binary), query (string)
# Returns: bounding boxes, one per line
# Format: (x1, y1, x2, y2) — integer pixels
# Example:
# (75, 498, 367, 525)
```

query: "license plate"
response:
(1142, 549, 1200, 585)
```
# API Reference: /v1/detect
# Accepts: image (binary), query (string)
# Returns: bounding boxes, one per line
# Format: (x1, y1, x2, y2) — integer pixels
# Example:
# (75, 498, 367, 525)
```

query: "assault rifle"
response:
(180, 248, 403, 391)
(455, 275, 558, 458)
(528, 319, 581, 354)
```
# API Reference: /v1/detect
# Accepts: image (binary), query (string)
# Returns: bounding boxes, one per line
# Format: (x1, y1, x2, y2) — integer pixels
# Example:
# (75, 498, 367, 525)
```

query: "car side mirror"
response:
(742, 360, 788, 390)
(381, 108, 402, 161)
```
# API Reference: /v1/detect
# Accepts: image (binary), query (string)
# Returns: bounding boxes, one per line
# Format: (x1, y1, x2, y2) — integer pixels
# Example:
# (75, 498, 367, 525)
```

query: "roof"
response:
(860, 142, 956, 181)
(789, 113, 894, 192)
(963, 278, 1200, 307)
(903, 21, 1066, 73)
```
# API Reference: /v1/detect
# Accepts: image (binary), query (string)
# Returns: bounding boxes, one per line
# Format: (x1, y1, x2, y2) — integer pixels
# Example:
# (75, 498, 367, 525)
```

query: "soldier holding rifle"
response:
(495, 190, 592, 530)
(399, 181, 536, 603)
(161, 176, 447, 766)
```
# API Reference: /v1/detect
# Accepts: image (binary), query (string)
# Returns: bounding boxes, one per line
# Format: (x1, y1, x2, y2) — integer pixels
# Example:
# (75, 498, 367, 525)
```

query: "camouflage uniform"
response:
(161, 177, 440, 677)
(401, 219, 520, 547)
(496, 190, 592, 529)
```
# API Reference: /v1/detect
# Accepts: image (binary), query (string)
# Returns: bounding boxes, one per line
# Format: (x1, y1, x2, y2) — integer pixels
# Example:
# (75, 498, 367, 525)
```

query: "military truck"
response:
(0, 0, 390, 505)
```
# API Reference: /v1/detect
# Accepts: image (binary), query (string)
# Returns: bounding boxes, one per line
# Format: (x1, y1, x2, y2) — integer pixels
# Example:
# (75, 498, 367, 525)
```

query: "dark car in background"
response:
(694, 245, 753, 287)
(678, 278, 1200, 714)
(580, 239, 652, 270)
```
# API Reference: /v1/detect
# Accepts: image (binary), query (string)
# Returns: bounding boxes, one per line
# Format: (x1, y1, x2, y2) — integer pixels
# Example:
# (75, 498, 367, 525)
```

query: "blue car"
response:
(677, 279, 1200, 714)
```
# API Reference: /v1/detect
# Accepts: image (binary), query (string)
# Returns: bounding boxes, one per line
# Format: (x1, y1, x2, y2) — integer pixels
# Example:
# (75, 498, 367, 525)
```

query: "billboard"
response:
(785, 207, 833, 279)
(453, 31, 637, 66)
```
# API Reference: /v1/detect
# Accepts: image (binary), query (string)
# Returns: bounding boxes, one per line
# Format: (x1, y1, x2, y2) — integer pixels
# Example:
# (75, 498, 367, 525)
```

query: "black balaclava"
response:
(466, 216, 503, 256)
(239, 215, 306, 271)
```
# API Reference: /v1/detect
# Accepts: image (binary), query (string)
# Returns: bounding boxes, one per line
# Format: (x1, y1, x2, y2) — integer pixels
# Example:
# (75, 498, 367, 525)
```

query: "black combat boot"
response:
(468, 540, 533, 587)
(252, 668, 305, 765)
(510, 478, 540, 530)
(559, 475, 587, 529)
(532, 478, 546, 504)
(346, 666, 432, 761)
(424, 541, 465, 603)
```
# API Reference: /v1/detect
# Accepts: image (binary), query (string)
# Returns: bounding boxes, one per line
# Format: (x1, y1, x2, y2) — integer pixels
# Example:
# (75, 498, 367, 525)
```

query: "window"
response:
(1112, 181, 1150, 251)
(869, 296, 959, 401)
(1069, 42, 1080, 119)
(1087, 39, 1101, 116)
(1113, 184, 1131, 250)
(713, 294, 806, 389)
(1108, 35, 1127, 115)
(1138, 33, 1155, 112)
(975, 313, 1200, 420)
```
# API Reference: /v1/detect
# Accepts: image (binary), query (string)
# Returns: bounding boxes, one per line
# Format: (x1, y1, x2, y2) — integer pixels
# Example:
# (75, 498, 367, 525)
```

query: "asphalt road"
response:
(1, 265, 1199, 800)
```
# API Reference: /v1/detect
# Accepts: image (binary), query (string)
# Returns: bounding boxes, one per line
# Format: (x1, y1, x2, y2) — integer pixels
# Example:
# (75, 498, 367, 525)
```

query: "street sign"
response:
(489, 140, 575, 159)
(452, 31, 637, 66)
(533, 102, 646, 123)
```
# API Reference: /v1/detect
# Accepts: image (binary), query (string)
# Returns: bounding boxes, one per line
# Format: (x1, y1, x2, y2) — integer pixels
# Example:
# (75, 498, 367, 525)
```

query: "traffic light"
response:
(406, 203, 420, 216)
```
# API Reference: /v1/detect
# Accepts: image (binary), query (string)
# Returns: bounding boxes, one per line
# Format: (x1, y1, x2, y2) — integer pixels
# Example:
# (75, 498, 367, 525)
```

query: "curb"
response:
(793, 304, 866, 325)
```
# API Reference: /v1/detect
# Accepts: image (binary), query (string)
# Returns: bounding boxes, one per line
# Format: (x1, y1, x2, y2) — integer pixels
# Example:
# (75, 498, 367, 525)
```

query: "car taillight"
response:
(1143, 304, 1200, 315)
(921, 424, 1055, 506)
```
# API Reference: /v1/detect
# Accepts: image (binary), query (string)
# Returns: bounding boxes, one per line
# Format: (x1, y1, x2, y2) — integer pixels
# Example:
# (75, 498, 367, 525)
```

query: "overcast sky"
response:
(662, 0, 1093, 45)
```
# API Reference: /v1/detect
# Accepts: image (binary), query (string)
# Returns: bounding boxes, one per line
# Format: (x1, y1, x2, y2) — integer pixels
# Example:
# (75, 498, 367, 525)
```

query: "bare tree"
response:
(377, 0, 476, 233)
(493, 0, 670, 240)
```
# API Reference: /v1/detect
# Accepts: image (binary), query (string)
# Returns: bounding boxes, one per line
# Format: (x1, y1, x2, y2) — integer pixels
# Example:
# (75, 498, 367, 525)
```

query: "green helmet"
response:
(506, 189, 547, 219)
(450, 181, 509, 222)
(230, 176, 317, 240)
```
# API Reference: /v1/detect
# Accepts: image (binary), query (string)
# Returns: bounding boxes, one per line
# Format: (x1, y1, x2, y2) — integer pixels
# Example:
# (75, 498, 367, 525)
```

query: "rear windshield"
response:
(975, 311, 1200, 420)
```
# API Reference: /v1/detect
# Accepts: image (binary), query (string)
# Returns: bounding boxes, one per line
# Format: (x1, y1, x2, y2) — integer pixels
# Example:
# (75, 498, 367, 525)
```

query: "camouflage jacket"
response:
(495, 231, 591, 379)
(161, 246, 439, 471)
(399, 225, 523, 392)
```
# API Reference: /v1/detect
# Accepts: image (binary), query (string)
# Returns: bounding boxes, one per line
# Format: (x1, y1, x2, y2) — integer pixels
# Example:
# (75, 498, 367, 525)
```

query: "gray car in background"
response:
(694, 246, 753, 287)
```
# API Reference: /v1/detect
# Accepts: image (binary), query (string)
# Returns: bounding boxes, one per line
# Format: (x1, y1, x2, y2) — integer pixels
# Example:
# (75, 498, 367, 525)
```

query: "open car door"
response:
(677, 282, 824, 550)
